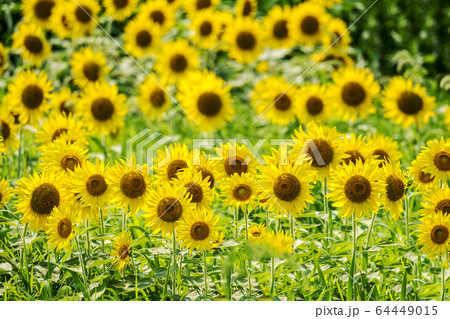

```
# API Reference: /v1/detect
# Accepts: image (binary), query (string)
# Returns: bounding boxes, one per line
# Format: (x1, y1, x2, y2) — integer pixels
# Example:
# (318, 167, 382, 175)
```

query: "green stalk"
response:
(234, 208, 238, 238)
(244, 207, 249, 242)
(442, 254, 448, 301)
(85, 220, 90, 256)
(348, 214, 357, 301)
(99, 209, 105, 253)
(172, 228, 177, 296)
(20, 224, 30, 293)
(75, 236, 90, 301)
(123, 209, 127, 232)
(290, 215, 294, 241)
(203, 250, 208, 299)
(244, 207, 252, 298)
(365, 212, 376, 249)
(405, 196, 410, 245)
(270, 257, 275, 298)
(323, 178, 332, 243)
(17, 126, 23, 178)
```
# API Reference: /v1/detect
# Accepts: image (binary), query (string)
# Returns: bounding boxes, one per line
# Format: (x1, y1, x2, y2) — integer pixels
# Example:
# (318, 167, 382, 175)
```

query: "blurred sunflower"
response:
(22, 0, 56, 29)
(45, 204, 76, 252)
(49, 87, 77, 116)
(264, 6, 294, 48)
(235, 0, 257, 18)
(138, 0, 176, 32)
(189, 149, 219, 191)
(190, 9, 220, 49)
(339, 133, 375, 166)
(418, 211, 450, 258)
(214, 142, 257, 179)
(328, 160, 384, 219)
(329, 67, 380, 121)
(211, 230, 225, 248)
(178, 206, 219, 253)
(367, 135, 402, 168)
(310, 0, 342, 7)
(408, 158, 438, 192)
(111, 232, 133, 271)
(382, 77, 436, 128)
(124, 18, 162, 58)
(12, 23, 50, 66)
(66, 0, 100, 37)
(381, 162, 406, 221)
(78, 81, 127, 135)
(221, 173, 258, 211)
(266, 230, 294, 255)
(39, 138, 89, 174)
(297, 83, 332, 123)
(50, 1, 74, 39)
(36, 113, 87, 146)
(416, 138, 450, 181)
(323, 18, 351, 50)
(184, 0, 219, 17)
(6, 70, 53, 125)
(420, 186, 450, 217)
(0, 111, 20, 151)
(248, 224, 267, 242)
(0, 43, 8, 74)
(173, 169, 213, 209)
(153, 143, 191, 182)
(289, 2, 330, 46)
(104, 0, 138, 21)
(310, 50, 354, 69)
(178, 70, 234, 131)
(137, 74, 171, 120)
(70, 47, 109, 88)
(0, 179, 13, 207)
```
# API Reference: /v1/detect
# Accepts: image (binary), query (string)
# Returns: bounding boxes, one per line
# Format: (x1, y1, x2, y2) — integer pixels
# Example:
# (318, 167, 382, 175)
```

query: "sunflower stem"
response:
(405, 196, 410, 246)
(244, 207, 252, 298)
(270, 257, 275, 298)
(323, 178, 332, 245)
(234, 207, 238, 238)
(442, 254, 448, 301)
(172, 228, 177, 297)
(352, 214, 357, 301)
(75, 236, 90, 301)
(20, 223, 30, 293)
(365, 212, 376, 249)
(85, 219, 90, 257)
(203, 249, 208, 299)
(123, 209, 127, 232)
(244, 207, 249, 243)
(17, 126, 23, 178)
(289, 215, 294, 241)
(99, 209, 105, 253)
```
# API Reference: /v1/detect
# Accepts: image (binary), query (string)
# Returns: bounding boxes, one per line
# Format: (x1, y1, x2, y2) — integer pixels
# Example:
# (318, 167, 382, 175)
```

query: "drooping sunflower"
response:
(0, 111, 20, 151)
(153, 143, 192, 182)
(155, 40, 200, 83)
(251, 76, 300, 125)
(39, 138, 89, 174)
(328, 160, 385, 219)
(189, 9, 221, 49)
(323, 18, 351, 51)
(70, 47, 109, 89)
(381, 162, 406, 221)
(108, 157, 151, 216)
(50, 1, 74, 39)
(420, 186, 450, 217)
(265, 230, 294, 255)
(178, 206, 220, 253)
(103, 0, 138, 21)
(78, 81, 127, 135)
(367, 135, 402, 168)
(0, 43, 8, 74)
(339, 133, 375, 166)
(264, 6, 294, 49)
(6, 70, 53, 125)
(258, 160, 315, 218)
(0, 179, 13, 207)
(221, 172, 259, 211)
(137, 74, 171, 120)
(235, 0, 257, 18)
(142, 183, 195, 236)
(12, 23, 51, 66)
(408, 158, 438, 192)
(292, 121, 344, 179)
(248, 223, 267, 242)
(124, 18, 162, 58)
(329, 67, 380, 121)
(223, 17, 264, 64)
(66, 0, 100, 37)
(16, 171, 69, 231)
(184, 0, 219, 17)
(214, 142, 258, 179)
(22, 0, 56, 29)
(289, 2, 330, 46)
(382, 77, 436, 128)
(416, 138, 450, 181)
(35, 113, 87, 146)
(49, 87, 77, 116)
(45, 204, 76, 252)
(297, 83, 332, 123)
(418, 211, 450, 258)
(111, 232, 133, 271)
(172, 169, 213, 210)
(178, 70, 234, 131)
(138, 0, 176, 33)
(189, 149, 219, 192)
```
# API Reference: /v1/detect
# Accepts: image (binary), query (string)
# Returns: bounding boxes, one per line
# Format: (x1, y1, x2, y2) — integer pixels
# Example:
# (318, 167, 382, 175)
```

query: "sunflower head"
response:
(418, 211, 450, 258)
(416, 138, 450, 181)
(111, 232, 133, 271)
(46, 203, 76, 252)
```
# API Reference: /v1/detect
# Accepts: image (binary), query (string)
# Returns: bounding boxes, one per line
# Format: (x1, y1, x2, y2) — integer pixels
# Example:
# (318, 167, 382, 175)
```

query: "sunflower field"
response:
(0, 0, 449, 303)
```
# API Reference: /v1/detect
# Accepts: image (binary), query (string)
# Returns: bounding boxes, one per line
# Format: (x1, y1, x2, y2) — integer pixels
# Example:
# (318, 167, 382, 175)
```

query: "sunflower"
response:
(189, 9, 221, 49)
(416, 138, 450, 181)
(255, 61, 269, 74)
(137, 74, 171, 120)
(0, 111, 20, 151)
(184, 0, 219, 17)
(78, 81, 127, 135)
(328, 160, 385, 219)
(49, 87, 77, 116)
(265, 230, 294, 255)
(12, 23, 51, 66)
(381, 162, 406, 221)
(108, 157, 151, 216)
(16, 171, 69, 231)
(264, 6, 294, 49)
(67, 190, 100, 223)
(35, 113, 87, 146)
(178, 70, 234, 131)
(50, 1, 74, 39)
(408, 158, 438, 192)
(235, 0, 257, 18)
(292, 122, 344, 179)
(0, 179, 13, 207)
(6, 70, 53, 126)
(153, 143, 192, 183)
(178, 206, 220, 253)
(418, 211, 450, 258)
(214, 142, 257, 179)
(22, 0, 56, 29)
(111, 232, 133, 271)
(155, 40, 200, 83)
(329, 67, 380, 121)
(66, 0, 100, 37)
(124, 18, 162, 58)
(446, 107, 450, 127)
(210, 230, 225, 248)
(39, 139, 89, 175)
(221, 173, 259, 211)
(323, 18, 351, 51)
(310, 0, 342, 7)
(367, 135, 402, 168)
(223, 17, 264, 64)
(142, 183, 195, 236)
(45, 204, 76, 252)
(297, 83, 332, 123)
(172, 169, 214, 209)
(70, 47, 109, 89)
(138, 0, 176, 33)
(189, 149, 219, 192)
(339, 133, 375, 166)
(382, 76, 436, 128)
(420, 186, 450, 217)
(261, 143, 299, 168)
(248, 224, 267, 242)
(310, 50, 354, 69)
(103, 0, 138, 21)
(289, 2, 330, 46)
(0, 43, 8, 74)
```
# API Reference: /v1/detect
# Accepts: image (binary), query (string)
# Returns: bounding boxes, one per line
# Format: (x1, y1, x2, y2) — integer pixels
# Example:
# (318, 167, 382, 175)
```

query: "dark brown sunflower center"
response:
(199, 21, 213, 36)
(1, 121, 11, 140)
(190, 221, 210, 240)
(120, 171, 146, 198)
(61, 15, 70, 30)
(119, 244, 130, 259)
(157, 197, 182, 222)
(30, 183, 60, 215)
(306, 96, 323, 115)
(136, 30, 152, 47)
(434, 152, 450, 171)
(91, 98, 114, 121)
(307, 139, 334, 167)
(343, 150, 365, 166)
(75, 5, 92, 23)
(236, 31, 256, 50)
(21, 85, 44, 109)
(242, 0, 252, 16)
(373, 149, 389, 163)
(34, 0, 55, 20)
(52, 128, 68, 141)
(57, 217, 72, 238)
(82, 61, 100, 82)
(431, 225, 449, 244)
(342, 82, 366, 106)
(0, 53, 4, 67)
(197, 92, 222, 117)
(397, 91, 423, 115)
(59, 101, 73, 115)
(185, 182, 203, 203)
(167, 159, 188, 180)
(150, 89, 165, 108)
(61, 155, 81, 171)
(196, 0, 211, 10)
(150, 10, 165, 25)
(224, 155, 248, 176)
(198, 167, 215, 189)
(86, 174, 108, 196)
(251, 231, 261, 237)
(435, 200, 450, 215)
(418, 169, 435, 184)
(24, 35, 43, 54)
(113, 0, 128, 9)
(301, 15, 319, 35)
(170, 54, 188, 73)
(386, 175, 404, 202)
(273, 173, 301, 202)
(344, 175, 372, 203)
(274, 94, 291, 111)
(273, 20, 288, 39)
(233, 184, 252, 201)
